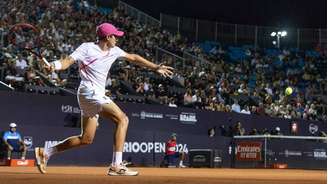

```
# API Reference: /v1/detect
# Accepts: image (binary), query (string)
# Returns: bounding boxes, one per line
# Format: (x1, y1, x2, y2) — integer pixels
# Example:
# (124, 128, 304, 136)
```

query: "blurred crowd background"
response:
(0, 0, 326, 122)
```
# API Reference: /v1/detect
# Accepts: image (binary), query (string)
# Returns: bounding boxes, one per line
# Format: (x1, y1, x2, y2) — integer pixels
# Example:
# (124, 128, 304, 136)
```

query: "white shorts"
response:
(77, 87, 112, 117)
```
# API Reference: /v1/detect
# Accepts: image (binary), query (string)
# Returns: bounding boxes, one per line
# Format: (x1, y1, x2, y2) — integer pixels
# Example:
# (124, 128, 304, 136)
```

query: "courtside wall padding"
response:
(0, 92, 326, 169)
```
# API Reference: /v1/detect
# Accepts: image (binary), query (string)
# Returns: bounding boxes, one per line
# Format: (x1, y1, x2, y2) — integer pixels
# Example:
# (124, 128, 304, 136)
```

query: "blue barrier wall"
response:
(0, 92, 326, 168)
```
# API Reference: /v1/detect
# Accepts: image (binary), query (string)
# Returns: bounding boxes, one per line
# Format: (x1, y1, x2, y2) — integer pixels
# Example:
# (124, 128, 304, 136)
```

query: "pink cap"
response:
(96, 23, 124, 38)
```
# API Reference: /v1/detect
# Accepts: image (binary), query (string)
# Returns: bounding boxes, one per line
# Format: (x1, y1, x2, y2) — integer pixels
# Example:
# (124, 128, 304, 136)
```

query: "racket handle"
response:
(42, 57, 51, 67)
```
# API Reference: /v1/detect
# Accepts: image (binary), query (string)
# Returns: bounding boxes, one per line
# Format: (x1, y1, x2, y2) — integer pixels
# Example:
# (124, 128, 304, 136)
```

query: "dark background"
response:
(99, 0, 327, 28)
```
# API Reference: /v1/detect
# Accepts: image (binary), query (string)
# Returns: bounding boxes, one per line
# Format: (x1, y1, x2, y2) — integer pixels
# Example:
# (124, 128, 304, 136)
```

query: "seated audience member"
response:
(249, 128, 258, 135)
(271, 126, 283, 135)
(2, 123, 27, 160)
(232, 121, 245, 136)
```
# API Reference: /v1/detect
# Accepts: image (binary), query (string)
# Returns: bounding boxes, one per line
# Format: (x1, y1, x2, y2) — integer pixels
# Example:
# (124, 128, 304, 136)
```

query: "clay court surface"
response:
(0, 166, 326, 184)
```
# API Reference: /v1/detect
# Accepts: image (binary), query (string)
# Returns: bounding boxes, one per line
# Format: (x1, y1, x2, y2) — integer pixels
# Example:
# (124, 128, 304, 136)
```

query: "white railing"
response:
(160, 13, 327, 49)
(155, 47, 185, 70)
(234, 135, 327, 140)
(118, 1, 213, 71)
(118, 1, 160, 27)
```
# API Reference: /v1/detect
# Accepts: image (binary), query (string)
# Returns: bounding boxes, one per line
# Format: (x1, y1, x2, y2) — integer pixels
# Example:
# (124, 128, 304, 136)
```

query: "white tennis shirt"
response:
(70, 42, 126, 95)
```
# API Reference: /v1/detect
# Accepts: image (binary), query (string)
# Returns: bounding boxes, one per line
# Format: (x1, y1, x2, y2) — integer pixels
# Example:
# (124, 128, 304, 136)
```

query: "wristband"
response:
(52, 60, 62, 70)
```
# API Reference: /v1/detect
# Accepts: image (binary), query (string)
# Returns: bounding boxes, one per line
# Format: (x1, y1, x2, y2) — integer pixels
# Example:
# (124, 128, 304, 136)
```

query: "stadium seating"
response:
(0, 0, 326, 121)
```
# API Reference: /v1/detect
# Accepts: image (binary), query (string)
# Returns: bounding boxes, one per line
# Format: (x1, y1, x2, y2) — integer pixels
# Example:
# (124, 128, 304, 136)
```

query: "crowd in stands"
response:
(0, 0, 326, 122)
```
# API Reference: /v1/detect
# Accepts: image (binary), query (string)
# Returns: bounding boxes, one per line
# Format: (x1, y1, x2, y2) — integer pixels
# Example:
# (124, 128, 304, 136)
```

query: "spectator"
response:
(232, 121, 245, 136)
(143, 78, 150, 93)
(249, 128, 258, 135)
(208, 126, 216, 137)
(319, 131, 326, 137)
(168, 98, 177, 107)
(219, 125, 228, 137)
(14, 54, 28, 76)
(2, 123, 27, 160)
(183, 89, 193, 107)
(261, 128, 270, 135)
(231, 99, 241, 113)
(318, 131, 326, 143)
(156, 84, 168, 105)
(163, 133, 186, 168)
(271, 126, 283, 135)
(240, 106, 251, 115)
(264, 84, 273, 96)
(135, 81, 145, 94)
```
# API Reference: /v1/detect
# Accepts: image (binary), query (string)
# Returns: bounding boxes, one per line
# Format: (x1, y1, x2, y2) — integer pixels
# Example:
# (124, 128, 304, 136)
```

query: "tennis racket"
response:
(7, 23, 51, 67)
(6, 23, 66, 88)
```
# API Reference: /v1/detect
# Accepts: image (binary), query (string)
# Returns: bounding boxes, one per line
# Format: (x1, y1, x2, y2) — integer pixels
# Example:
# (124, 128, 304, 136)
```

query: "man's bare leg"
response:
(55, 116, 98, 152)
(21, 145, 27, 160)
(35, 116, 98, 173)
(179, 152, 186, 168)
(7, 147, 12, 160)
(112, 125, 117, 164)
(100, 102, 128, 154)
(100, 102, 138, 176)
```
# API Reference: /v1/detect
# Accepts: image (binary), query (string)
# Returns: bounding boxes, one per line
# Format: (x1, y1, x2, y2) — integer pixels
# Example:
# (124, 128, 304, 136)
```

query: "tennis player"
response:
(34, 23, 173, 176)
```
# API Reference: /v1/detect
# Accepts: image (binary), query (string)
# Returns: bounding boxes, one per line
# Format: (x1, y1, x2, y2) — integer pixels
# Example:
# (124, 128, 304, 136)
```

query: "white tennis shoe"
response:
(35, 147, 48, 174)
(108, 162, 138, 176)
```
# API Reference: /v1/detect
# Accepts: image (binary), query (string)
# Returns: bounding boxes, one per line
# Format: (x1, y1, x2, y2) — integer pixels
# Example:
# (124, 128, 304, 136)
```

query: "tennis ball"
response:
(285, 87, 293, 96)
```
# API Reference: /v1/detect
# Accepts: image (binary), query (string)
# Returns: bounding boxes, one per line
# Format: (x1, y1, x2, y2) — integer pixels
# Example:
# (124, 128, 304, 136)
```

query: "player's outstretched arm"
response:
(45, 56, 75, 72)
(123, 53, 174, 78)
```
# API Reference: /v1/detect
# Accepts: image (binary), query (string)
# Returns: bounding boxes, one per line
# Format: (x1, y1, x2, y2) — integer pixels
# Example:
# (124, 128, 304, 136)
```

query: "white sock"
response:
(44, 146, 58, 158)
(179, 160, 183, 165)
(114, 152, 122, 166)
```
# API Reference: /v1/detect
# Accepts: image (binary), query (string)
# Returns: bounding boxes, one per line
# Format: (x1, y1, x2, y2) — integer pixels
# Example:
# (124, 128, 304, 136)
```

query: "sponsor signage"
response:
(0, 91, 325, 169)
(179, 112, 197, 124)
(309, 123, 319, 134)
(61, 105, 80, 114)
(140, 111, 163, 119)
(165, 114, 179, 120)
(23, 136, 33, 151)
(279, 150, 302, 157)
(17, 160, 29, 166)
(236, 142, 262, 161)
(123, 141, 188, 153)
(132, 111, 164, 120)
(131, 111, 197, 124)
(313, 149, 327, 160)
(8, 159, 35, 167)
(44, 141, 61, 149)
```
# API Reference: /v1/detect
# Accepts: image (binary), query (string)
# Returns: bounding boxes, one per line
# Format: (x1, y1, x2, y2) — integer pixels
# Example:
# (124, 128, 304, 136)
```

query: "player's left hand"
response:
(156, 64, 174, 78)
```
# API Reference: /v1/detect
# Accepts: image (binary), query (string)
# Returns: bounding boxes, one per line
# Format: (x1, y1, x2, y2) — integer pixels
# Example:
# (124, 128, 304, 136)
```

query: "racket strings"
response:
(9, 24, 40, 50)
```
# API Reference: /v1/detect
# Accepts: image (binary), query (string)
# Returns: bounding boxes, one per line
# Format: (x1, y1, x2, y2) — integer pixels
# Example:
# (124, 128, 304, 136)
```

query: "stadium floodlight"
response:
(281, 31, 287, 37)
(271, 32, 277, 37)
(270, 30, 288, 48)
